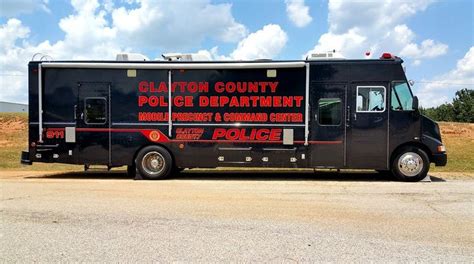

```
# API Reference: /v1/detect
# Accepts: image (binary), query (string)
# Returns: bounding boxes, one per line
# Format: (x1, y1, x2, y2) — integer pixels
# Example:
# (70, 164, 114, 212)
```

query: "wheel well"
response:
(390, 142, 433, 166)
(131, 144, 176, 167)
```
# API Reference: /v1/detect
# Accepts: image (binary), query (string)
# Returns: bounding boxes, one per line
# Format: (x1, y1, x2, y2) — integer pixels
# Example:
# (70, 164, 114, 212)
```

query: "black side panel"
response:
(389, 110, 421, 155)
(169, 68, 306, 168)
(110, 69, 169, 166)
(43, 69, 78, 122)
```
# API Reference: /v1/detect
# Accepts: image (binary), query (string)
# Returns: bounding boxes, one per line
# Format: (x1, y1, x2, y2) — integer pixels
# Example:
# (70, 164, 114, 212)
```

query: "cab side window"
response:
(391, 82, 414, 111)
(84, 98, 107, 124)
(356, 86, 385, 112)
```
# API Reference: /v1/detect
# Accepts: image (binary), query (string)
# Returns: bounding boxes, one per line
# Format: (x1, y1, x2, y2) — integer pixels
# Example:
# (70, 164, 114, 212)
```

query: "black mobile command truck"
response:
(21, 52, 447, 181)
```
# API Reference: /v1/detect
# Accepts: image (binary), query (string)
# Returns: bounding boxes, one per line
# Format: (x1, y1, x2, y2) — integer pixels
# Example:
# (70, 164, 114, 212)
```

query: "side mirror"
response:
(412, 96, 419, 110)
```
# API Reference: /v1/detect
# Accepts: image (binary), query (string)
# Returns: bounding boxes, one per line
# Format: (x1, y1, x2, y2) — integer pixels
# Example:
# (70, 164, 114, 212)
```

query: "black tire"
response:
(391, 146, 430, 182)
(135, 145, 173, 180)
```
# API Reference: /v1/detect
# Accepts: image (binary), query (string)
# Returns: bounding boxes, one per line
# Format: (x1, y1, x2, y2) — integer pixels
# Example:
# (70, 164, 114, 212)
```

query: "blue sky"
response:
(0, 0, 473, 106)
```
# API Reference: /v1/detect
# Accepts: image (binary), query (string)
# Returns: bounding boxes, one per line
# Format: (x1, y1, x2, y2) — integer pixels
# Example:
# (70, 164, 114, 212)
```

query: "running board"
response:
(84, 164, 112, 172)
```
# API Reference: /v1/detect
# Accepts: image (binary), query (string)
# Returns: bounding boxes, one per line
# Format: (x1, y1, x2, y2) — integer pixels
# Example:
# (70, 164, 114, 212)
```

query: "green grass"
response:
(0, 113, 472, 174)
(0, 113, 28, 169)
(430, 122, 474, 173)
(0, 113, 80, 171)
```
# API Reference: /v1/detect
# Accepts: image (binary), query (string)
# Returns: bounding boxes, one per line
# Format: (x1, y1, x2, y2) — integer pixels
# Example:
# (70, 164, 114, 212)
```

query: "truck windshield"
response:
(391, 82, 414, 111)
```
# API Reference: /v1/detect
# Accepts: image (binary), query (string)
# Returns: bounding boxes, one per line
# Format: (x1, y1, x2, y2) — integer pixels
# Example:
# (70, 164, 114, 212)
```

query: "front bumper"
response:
(432, 152, 447, 166)
(20, 151, 32, 165)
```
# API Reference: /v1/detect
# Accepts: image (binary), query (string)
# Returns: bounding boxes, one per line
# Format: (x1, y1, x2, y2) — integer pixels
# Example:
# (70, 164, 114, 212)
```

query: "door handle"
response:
(346, 106, 351, 127)
(80, 112, 84, 120)
(73, 105, 77, 120)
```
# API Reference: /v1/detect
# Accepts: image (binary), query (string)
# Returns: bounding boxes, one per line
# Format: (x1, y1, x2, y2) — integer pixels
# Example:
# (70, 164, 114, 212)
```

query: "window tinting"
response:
(391, 82, 414, 111)
(85, 98, 106, 124)
(357, 87, 385, 112)
(318, 98, 341, 125)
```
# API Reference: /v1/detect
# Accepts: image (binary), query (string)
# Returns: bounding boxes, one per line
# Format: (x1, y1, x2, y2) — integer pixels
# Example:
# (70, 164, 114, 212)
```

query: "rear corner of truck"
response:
(20, 61, 40, 166)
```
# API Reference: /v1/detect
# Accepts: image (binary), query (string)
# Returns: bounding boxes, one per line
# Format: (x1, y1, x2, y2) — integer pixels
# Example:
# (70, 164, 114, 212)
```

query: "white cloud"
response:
(111, 0, 247, 50)
(195, 46, 228, 61)
(229, 24, 288, 60)
(0, 0, 50, 17)
(0, 18, 30, 51)
(200, 24, 288, 61)
(180, 24, 289, 61)
(400, 39, 448, 59)
(305, 0, 448, 62)
(50, 0, 120, 60)
(0, 19, 32, 102)
(0, 0, 123, 103)
(415, 47, 474, 107)
(305, 27, 366, 58)
(327, 0, 432, 34)
(285, 0, 312, 27)
(0, 0, 250, 103)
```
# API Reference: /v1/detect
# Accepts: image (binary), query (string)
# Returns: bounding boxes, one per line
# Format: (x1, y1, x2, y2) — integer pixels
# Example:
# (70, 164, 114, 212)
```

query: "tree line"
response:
(419, 89, 473, 123)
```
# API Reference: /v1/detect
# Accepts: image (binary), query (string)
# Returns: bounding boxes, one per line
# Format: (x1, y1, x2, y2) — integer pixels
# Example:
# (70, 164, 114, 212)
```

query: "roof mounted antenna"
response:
(32, 53, 53, 61)
(40, 54, 53, 61)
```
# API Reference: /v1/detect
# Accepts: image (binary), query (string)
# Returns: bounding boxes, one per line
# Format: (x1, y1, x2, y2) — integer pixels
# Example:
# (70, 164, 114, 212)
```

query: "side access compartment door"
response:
(346, 83, 388, 169)
(76, 82, 110, 165)
(310, 83, 346, 168)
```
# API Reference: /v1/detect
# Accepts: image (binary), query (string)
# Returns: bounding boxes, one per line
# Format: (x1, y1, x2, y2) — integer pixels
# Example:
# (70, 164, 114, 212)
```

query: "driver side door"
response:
(346, 83, 389, 169)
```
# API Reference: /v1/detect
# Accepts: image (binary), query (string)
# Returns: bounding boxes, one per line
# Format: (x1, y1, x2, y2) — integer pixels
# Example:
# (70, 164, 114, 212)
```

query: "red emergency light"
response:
(380, 53, 393, 59)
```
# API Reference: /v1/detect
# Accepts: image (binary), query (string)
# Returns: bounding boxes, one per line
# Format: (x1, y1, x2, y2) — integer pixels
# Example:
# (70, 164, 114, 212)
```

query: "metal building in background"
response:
(0, 101, 28, 112)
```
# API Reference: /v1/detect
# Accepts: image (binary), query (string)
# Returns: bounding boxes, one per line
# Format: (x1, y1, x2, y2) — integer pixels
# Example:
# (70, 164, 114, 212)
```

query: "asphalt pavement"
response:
(1, 170, 473, 262)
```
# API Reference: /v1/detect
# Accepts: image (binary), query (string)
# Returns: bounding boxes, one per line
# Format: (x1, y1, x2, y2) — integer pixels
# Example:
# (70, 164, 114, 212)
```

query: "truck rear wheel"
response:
(135, 145, 173, 180)
(391, 147, 429, 182)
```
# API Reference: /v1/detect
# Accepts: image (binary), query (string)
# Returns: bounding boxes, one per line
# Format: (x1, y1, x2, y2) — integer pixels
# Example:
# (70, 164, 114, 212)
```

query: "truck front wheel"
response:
(391, 147, 429, 182)
(136, 145, 173, 180)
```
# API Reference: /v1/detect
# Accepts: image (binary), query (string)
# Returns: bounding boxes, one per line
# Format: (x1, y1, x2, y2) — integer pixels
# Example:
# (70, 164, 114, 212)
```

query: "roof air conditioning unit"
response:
(116, 53, 149, 61)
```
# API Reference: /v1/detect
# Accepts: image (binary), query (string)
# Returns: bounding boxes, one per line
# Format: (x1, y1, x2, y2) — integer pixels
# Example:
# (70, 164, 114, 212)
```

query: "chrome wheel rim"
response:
(398, 152, 423, 177)
(142, 151, 165, 176)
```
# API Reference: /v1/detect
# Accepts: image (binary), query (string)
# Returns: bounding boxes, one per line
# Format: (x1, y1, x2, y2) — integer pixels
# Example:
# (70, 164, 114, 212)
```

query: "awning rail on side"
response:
(40, 62, 306, 69)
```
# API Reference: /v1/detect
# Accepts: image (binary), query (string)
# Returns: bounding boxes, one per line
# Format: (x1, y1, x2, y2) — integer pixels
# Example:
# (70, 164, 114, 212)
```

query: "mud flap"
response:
(134, 172, 144, 180)
(129, 166, 143, 180)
